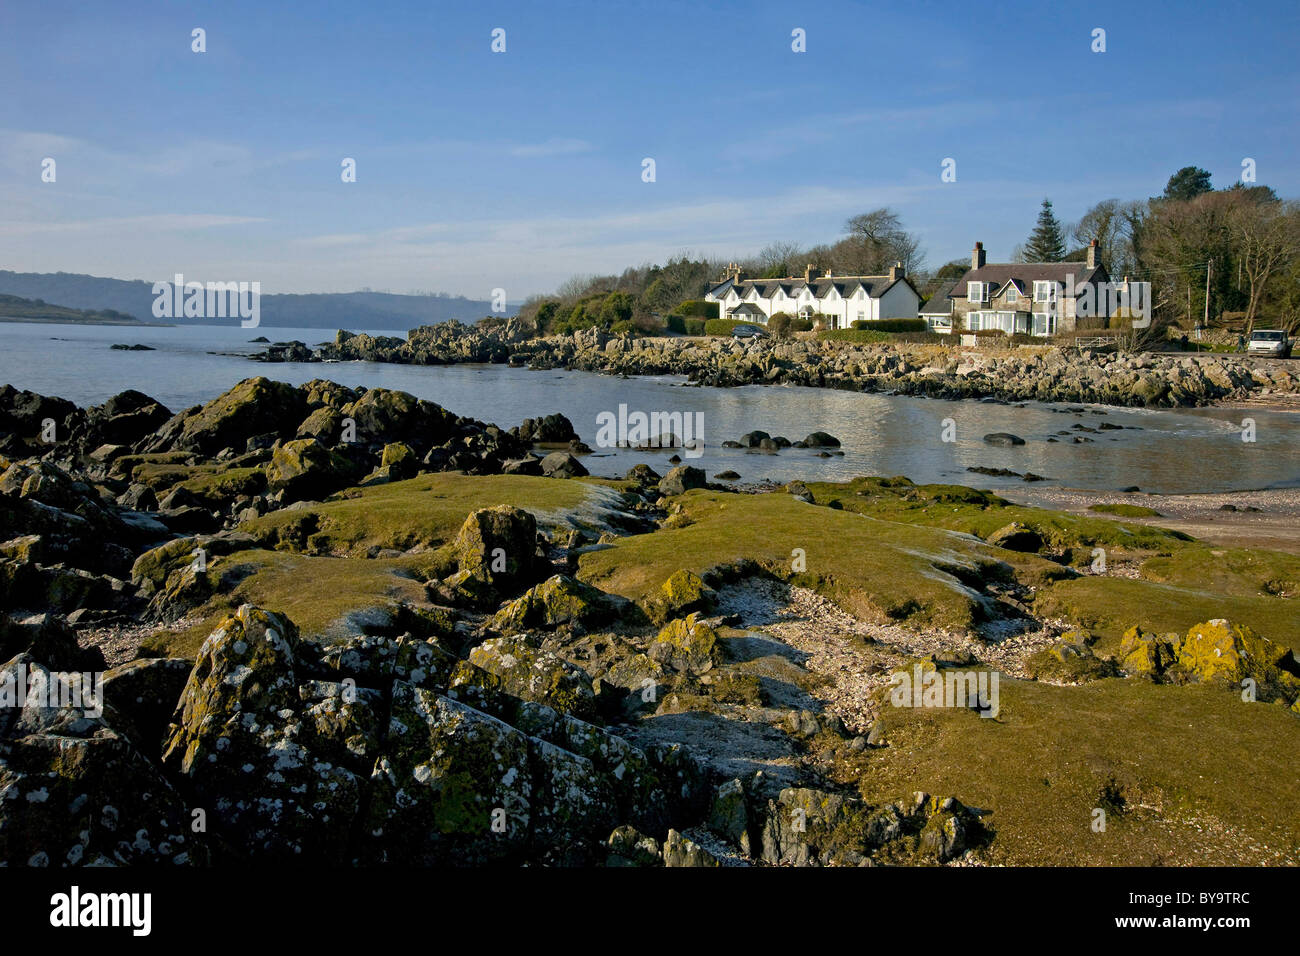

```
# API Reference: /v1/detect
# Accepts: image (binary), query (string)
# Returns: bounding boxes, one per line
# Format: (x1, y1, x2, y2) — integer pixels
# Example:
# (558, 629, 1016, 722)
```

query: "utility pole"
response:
(1203, 258, 1212, 329)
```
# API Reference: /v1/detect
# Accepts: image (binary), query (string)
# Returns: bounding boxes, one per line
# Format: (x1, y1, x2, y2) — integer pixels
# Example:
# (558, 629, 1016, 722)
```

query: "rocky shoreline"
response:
(251, 320, 1300, 408)
(2, 377, 1298, 866)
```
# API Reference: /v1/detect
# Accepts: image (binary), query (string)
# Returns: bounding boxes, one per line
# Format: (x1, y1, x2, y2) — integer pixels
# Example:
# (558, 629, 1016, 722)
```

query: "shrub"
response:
(768, 314, 792, 337)
(850, 318, 927, 333)
(790, 317, 814, 332)
(817, 329, 893, 343)
(671, 299, 720, 319)
(705, 318, 758, 336)
(817, 329, 948, 345)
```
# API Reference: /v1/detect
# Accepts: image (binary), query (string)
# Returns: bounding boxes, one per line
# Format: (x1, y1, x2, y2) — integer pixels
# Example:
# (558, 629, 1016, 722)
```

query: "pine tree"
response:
(1023, 199, 1067, 262)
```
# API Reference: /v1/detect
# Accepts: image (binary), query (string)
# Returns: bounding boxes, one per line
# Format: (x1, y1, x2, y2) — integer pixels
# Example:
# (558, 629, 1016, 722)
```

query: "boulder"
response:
(492, 574, 618, 633)
(449, 505, 540, 593)
(142, 377, 305, 456)
(657, 465, 706, 496)
(987, 522, 1044, 553)
(982, 433, 1026, 446)
(0, 654, 207, 866)
(468, 635, 598, 720)
(645, 569, 716, 625)
(802, 431, 841, 448)
(540, 451, 588, 478)
(649, 613, 723, 675)
(161, 605, 366, 862)
(264, 437, 358, 502)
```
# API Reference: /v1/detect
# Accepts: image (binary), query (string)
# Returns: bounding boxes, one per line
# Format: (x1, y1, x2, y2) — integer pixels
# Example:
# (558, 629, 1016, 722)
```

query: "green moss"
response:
(806, 476, 1192, 564)
(859, 677, 1300, 865)
(143, 548, 430, 657)
(1088, 503, 1163, 518)
(176, 466, 267, 502)
(239, 472, 604, 556)
(1034, 577, 1300, 653)
(1139, 546, 1300, 600)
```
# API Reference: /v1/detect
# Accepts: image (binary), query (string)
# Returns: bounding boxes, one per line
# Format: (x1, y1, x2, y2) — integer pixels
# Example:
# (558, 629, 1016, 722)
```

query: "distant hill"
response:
(0, 271, 518, 330)
(0, 293, 152, 326)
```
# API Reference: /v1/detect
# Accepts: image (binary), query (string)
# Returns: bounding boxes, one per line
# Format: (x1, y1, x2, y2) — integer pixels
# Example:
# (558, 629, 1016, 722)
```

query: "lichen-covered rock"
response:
(318, 633, 457, 690)
(645, 568, 716, 624)
(649, 613, 723, 675)
(662, 828, 721, 867)
(759, 787, 978, 866)
(1175, 619, 1300, 703)
(338, 388, 458, 450)
(606, 825, 662, 866)
(1025, 633, 1118, 683)
(161, 605, 364, 861)
(708, 777, 750, 849)
(0, 654, 206, 866)
(449, 505, 540, 594)
(141, 377, 305, 457)
(491, 574, 618, 633)
(1116, 625, 1179, 678)
(264, 437, 358, 502)
(379, 442, 418, 480)
(468, 634, 597, 720)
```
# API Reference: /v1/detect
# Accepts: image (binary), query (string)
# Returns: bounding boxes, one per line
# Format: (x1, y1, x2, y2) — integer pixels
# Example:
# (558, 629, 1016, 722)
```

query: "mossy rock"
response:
(492, 574, 619, 633)
(1025, 635, 1119, 683)
(1113, 625, 1178, 678)
(468, 635, 598, 721)
(644, 568, 717, 624)
(264, 438, 360, 502)
(146, 377, 305, 456)
(1174, 620, 1298, 702)
(649, 613, 723, 675)
(450, 505, 540, 593)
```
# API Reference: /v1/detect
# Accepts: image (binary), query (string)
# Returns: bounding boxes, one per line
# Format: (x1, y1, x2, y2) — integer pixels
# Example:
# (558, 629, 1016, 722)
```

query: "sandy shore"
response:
(999, 484, 1300, 553)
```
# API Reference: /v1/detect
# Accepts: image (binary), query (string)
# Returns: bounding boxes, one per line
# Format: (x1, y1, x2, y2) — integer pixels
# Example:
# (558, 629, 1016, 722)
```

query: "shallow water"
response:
(2, 321, 1297, 494)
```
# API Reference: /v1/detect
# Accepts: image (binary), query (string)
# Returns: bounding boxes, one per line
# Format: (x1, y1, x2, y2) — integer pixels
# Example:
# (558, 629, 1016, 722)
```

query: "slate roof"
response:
(919, 280, 957, 315)
(951, 262, 1108, 297)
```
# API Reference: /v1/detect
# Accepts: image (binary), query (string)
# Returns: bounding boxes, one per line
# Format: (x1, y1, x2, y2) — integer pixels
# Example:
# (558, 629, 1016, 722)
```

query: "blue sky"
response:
(2, 0, 1298, 298)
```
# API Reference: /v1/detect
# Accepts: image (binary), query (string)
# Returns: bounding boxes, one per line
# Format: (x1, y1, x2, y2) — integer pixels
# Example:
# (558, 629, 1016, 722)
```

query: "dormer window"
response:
(968, 281, 989, 303)
(1005, 286, 1018, 304)
(1034, 281, 1057, 302)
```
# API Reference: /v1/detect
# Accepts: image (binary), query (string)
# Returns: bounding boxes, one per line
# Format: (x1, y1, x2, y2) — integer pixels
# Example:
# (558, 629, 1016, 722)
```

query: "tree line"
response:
(517, 167, 1300, 337)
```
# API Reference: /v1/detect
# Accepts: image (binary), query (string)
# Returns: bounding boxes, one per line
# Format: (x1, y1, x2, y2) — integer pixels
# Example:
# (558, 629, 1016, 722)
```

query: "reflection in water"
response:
(2, 322, 1297, 494)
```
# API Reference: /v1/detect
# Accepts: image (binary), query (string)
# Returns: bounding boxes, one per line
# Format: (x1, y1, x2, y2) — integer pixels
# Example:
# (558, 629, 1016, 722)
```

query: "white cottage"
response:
(704, 262, 919, 330)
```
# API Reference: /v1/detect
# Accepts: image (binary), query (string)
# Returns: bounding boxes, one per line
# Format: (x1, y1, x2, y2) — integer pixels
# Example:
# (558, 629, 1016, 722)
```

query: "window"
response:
(1005, 286, 1018, 304)
(968, 281, 988, 303)
(1033, 313, 1058, 336)
(1034, 281, 1056, 302)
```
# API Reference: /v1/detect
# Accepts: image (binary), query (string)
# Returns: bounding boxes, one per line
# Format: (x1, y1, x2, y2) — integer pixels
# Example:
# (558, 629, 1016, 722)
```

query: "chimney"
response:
(804, 263, 815, 282)
(972, 242, 986, 270)
(1087, 239, 1099, 270)
(889, 261, 904, 281)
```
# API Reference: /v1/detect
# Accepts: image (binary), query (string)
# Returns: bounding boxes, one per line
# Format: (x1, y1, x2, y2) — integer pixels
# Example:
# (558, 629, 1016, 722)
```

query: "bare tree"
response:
(842, 208, 924, 273)
(1226, 199, 1300, 332)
